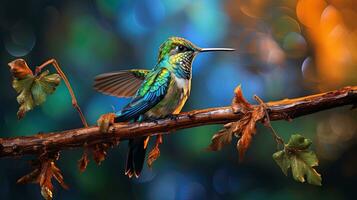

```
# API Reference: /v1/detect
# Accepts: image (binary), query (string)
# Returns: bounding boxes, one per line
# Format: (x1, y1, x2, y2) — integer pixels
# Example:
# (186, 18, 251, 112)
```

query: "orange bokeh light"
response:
(297, 0, 357, 90)
(296, 0, 327, 28)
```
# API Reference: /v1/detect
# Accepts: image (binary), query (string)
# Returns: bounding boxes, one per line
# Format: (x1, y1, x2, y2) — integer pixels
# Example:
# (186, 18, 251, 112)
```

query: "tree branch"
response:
(0, 86, 356, 158)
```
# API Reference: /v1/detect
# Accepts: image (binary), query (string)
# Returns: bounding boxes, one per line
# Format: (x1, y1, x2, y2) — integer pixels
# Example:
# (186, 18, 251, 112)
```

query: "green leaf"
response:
(32, 71, 61, 105)
(291, 151, 321, 185)
(272, 134, 322, 186)
(286, 134, 312, 150)
(12, 70, 61, 119)
(272, 150, 290, 176)
(13, 75, 35, 119)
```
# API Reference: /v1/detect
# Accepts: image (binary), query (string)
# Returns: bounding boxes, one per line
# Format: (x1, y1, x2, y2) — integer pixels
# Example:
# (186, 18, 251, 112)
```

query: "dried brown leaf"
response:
(52, 164, 69, 190)
(8, 59, 33, 79)
(209, 95, 265, 161)
(92, 143, 108, 165)
(209, 85, 262, 154)
(78, 151, 89, 173)
(17, 168, 40, 184)
(147, 135, 162, 168)
(207, 124, 234, 151)
(237, 105, 264, 161)
(17, 153, 68, 200)
(147, 146, 160, 168)
(89, 140, 120, 165)
(92, 149, 106, 165)
(38, 161, 52, 189)
(232, 85, 253, 113)
(41, 186, 53, 200)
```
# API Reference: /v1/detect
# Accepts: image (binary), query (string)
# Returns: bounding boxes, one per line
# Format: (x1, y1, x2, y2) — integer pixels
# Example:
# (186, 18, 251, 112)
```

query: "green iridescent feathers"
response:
(157, 37, 198, 62)
(116, 68, 171, 120)
(138, 68, 171, 96)
(94, 37, 197, 98)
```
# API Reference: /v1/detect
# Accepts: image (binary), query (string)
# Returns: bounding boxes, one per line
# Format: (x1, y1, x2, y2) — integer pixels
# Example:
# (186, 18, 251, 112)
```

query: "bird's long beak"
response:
(199, 48, 235, 52)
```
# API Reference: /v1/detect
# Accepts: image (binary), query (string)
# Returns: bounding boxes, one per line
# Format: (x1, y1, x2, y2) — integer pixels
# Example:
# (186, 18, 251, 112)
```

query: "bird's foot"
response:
(97, 113, 116, 133)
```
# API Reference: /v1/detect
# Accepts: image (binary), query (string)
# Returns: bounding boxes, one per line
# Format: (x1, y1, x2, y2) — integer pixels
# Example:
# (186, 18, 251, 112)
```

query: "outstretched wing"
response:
(115, 68, 171, 121)
(93, 69, 150, 97)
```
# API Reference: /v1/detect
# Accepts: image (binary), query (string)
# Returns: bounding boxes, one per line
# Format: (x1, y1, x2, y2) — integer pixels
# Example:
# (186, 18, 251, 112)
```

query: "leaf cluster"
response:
(17, 152, 68, 200)
(273, 134, 322, 186)
(8, 59, 61, 119)
(208, 85, 265, 160)
(208, 86, 322, 186)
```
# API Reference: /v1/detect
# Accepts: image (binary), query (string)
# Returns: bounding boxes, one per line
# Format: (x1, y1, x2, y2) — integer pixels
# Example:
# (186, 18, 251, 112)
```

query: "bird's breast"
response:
(172, 76, 191, 114)
(145, 75, 191, 118)
(174, 76, 191, 97)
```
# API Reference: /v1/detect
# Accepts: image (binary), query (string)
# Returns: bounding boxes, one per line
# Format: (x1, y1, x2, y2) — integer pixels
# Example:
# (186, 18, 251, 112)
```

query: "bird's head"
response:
(157, 37, 235, 68)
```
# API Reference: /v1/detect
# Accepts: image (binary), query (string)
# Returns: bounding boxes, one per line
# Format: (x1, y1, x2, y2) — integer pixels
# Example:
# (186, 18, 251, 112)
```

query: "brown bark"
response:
(0, 86, 356, 158)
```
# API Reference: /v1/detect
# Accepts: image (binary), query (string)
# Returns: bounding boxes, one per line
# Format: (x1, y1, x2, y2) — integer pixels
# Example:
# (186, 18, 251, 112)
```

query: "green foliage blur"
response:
(0, 0, 356, 199)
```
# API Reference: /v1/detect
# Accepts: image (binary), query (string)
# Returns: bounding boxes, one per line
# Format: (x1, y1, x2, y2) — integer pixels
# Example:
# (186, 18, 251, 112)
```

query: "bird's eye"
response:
(176, 45, 187, 52)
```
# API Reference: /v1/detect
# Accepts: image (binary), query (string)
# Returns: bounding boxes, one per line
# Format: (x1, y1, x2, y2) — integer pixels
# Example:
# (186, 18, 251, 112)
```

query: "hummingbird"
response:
(94, 37, 234, 178)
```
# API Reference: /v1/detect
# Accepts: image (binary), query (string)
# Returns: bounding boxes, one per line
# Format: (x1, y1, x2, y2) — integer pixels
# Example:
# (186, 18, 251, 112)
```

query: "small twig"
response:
(35, 59, 88, 127)
(254, 95, 284, 149)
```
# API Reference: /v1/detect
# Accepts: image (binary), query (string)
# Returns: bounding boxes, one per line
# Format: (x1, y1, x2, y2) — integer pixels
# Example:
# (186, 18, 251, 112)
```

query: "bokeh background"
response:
(0, 0, 357, 199)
